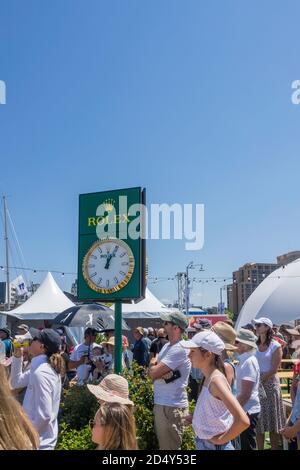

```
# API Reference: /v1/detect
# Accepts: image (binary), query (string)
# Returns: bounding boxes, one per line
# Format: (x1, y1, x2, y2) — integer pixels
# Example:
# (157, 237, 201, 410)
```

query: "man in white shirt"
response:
(69, 327, 99, 385)
(149, 311, 191, 450)
(235, 328, 261, 450)
(10, 328, 62, 450)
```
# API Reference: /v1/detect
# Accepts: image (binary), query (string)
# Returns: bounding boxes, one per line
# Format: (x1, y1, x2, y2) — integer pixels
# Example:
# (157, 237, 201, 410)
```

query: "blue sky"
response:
(1, 0, 300, 307)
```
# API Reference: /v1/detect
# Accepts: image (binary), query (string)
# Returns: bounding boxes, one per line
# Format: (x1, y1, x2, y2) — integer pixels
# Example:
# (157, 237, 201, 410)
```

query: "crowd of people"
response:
(0, 315, 300, 451)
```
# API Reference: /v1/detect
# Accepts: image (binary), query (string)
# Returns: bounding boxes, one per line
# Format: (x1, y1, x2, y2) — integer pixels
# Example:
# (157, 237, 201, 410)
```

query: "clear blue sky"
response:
(1, 0, 300, 307)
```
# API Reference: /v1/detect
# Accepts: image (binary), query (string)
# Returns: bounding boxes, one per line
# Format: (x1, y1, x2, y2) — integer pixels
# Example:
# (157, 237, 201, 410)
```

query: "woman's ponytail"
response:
(47, 352, 65, 376)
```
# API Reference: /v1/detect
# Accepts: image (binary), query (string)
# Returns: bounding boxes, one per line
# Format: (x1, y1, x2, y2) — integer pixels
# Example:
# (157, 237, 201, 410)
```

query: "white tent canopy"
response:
(122, 288, 174, 319)
(1, 272, 75, 320)
(236, 258, 300, 329)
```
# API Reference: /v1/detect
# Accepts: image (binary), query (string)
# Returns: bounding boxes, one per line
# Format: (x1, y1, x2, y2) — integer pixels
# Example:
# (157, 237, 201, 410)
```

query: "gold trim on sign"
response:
(82, 238, 135, 294)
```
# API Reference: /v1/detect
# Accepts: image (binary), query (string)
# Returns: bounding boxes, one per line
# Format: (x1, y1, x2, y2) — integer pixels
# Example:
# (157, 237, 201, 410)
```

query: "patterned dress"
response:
(256, 341, 285, 433)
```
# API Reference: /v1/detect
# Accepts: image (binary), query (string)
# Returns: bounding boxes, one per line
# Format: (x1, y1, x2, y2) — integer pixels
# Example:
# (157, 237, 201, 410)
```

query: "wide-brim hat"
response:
(212, 322, 237, 351)
(87, 374, 133, 406)
(236, 328, 258, 349)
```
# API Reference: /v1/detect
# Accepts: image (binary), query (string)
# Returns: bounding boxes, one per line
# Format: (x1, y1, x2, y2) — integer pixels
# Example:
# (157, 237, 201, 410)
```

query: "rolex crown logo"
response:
(103, 198, 115, 213)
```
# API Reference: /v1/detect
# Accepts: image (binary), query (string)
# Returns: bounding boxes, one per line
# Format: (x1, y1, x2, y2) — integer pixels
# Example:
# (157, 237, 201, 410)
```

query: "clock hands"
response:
(104, 245, 119, 270)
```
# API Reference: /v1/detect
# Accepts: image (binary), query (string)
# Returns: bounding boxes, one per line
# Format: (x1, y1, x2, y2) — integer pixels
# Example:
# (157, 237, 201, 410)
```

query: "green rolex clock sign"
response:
(78, 187, 146, 373)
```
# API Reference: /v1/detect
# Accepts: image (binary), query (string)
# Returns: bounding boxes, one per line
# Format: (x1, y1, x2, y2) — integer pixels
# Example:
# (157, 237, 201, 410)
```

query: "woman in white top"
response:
(181, 331, 249, 450)
(235, 328, 261, 450)
(11, 328, 64, 450)
(254, 317, 285, 450)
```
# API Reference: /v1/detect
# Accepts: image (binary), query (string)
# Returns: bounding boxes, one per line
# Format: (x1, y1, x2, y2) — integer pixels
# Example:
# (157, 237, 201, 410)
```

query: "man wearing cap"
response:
(235, 329, 261, 450)
(0, 327, 13, 357)
(10, 328, 63, 450)
(132, 327, 150, 368)
(68, 327, 99, 385)
(149, 311, 191, 450)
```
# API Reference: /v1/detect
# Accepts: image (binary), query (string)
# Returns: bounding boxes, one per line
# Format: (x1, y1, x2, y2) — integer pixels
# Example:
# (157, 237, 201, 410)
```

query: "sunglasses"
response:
(163, 321, 175, 326)
(255, 323, 262, 327)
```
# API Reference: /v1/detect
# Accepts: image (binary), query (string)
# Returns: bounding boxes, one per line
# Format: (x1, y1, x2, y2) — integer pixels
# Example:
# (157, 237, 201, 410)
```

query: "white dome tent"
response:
(235, 258, 300, 329)
(0, 272, 75, 321)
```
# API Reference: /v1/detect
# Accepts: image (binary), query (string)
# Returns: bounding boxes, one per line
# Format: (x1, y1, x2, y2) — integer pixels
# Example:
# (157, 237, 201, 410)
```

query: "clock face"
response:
(82, 239, 135, 294)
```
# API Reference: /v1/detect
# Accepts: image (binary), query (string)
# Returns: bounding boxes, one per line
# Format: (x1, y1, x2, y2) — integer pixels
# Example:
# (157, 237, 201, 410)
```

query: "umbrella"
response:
(53, 303, 130, 331)
(236, 258, 300, 329)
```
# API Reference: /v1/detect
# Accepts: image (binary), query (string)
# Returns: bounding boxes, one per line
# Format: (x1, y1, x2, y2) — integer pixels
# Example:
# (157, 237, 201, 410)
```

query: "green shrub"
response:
(56, 423, 96, 450)
(57, 363, 197, 450)
(123, 362, 158, 450)
(59, 384, 98, 430)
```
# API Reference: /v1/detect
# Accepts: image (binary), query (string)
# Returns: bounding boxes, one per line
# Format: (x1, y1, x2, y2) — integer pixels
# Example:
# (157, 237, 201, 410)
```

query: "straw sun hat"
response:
(212, 321, 237, 351)
(87, 374, 134, 406)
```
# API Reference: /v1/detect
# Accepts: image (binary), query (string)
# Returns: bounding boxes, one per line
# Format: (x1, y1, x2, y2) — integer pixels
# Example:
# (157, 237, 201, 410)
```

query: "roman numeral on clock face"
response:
(106, 280, 109, 287)
(97, 278, 102, 285)
(121, 262, 128, 266)
(114, 277, 119, 284)
(119, 271, 126, 276)
(91, 255, 97, 260)
(90, 272, 97, 278)
(98, 247, 102, 254)
(119, 252, 126, 258)
(88, 264, 95, 269)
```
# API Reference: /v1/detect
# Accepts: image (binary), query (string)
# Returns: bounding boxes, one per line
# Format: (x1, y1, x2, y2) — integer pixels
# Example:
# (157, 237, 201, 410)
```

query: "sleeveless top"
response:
(192, 371, 234, 439)
(255, 340, 280, 374)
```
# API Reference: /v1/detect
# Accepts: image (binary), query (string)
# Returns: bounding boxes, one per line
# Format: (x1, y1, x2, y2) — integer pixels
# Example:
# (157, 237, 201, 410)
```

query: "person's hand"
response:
(13, 347, 23, 358)
(161, 371, 173, 380)
(183, 414, 193, 426)
(95, 360, 105, 372)
(280, 426, 295, 440)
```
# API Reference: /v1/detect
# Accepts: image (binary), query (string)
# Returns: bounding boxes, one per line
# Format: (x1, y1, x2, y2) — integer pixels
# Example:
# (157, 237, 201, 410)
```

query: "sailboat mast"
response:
(3, 196, 10, 310)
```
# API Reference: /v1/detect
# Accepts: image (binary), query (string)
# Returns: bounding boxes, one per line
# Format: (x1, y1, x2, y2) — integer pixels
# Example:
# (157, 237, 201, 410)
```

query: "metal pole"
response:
(114, 299, 122, 374)
(176, 273, 181, 310)
(3, 196, 10, 310)
(186, 263, 192, 316)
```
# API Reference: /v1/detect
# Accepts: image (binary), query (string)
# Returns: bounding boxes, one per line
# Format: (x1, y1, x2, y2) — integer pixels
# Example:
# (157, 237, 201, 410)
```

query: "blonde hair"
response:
(46, 352, 65, 376)
(96, 402, 137, 450)
(0, 365, 39, 450)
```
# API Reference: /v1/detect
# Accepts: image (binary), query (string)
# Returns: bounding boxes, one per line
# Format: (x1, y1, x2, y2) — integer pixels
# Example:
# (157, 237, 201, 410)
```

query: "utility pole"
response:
(3, 196, 10, 310)
(185, 262, 204, 316)
(176, 272, 186, 311)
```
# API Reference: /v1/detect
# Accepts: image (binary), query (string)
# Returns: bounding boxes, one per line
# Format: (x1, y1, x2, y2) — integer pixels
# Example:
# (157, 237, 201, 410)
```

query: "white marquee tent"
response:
(235, 258, 300, 329)
(0, 272, 75, 322)
(122, 288, 174, 318)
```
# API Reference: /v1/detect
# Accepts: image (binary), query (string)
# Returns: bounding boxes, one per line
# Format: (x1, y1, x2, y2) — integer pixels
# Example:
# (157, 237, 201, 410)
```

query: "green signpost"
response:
(78, 187, 146, 373)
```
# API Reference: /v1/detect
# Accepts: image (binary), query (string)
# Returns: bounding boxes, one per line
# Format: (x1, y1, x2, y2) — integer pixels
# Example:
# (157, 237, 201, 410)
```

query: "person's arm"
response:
(280, 418, 300, 440)
(10, 350, 31, 389)
(149, 345, 184, 381)
(224, 362, 234, 388)
(68, 356, 89, 370)
(261, 345, 282, 384)
(209, 376, 250, 445)
(290, 373, 299, 404)
(148, 360, 172, 381)
(237, 379, 255, 407)
(31, 372, 56, 436)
